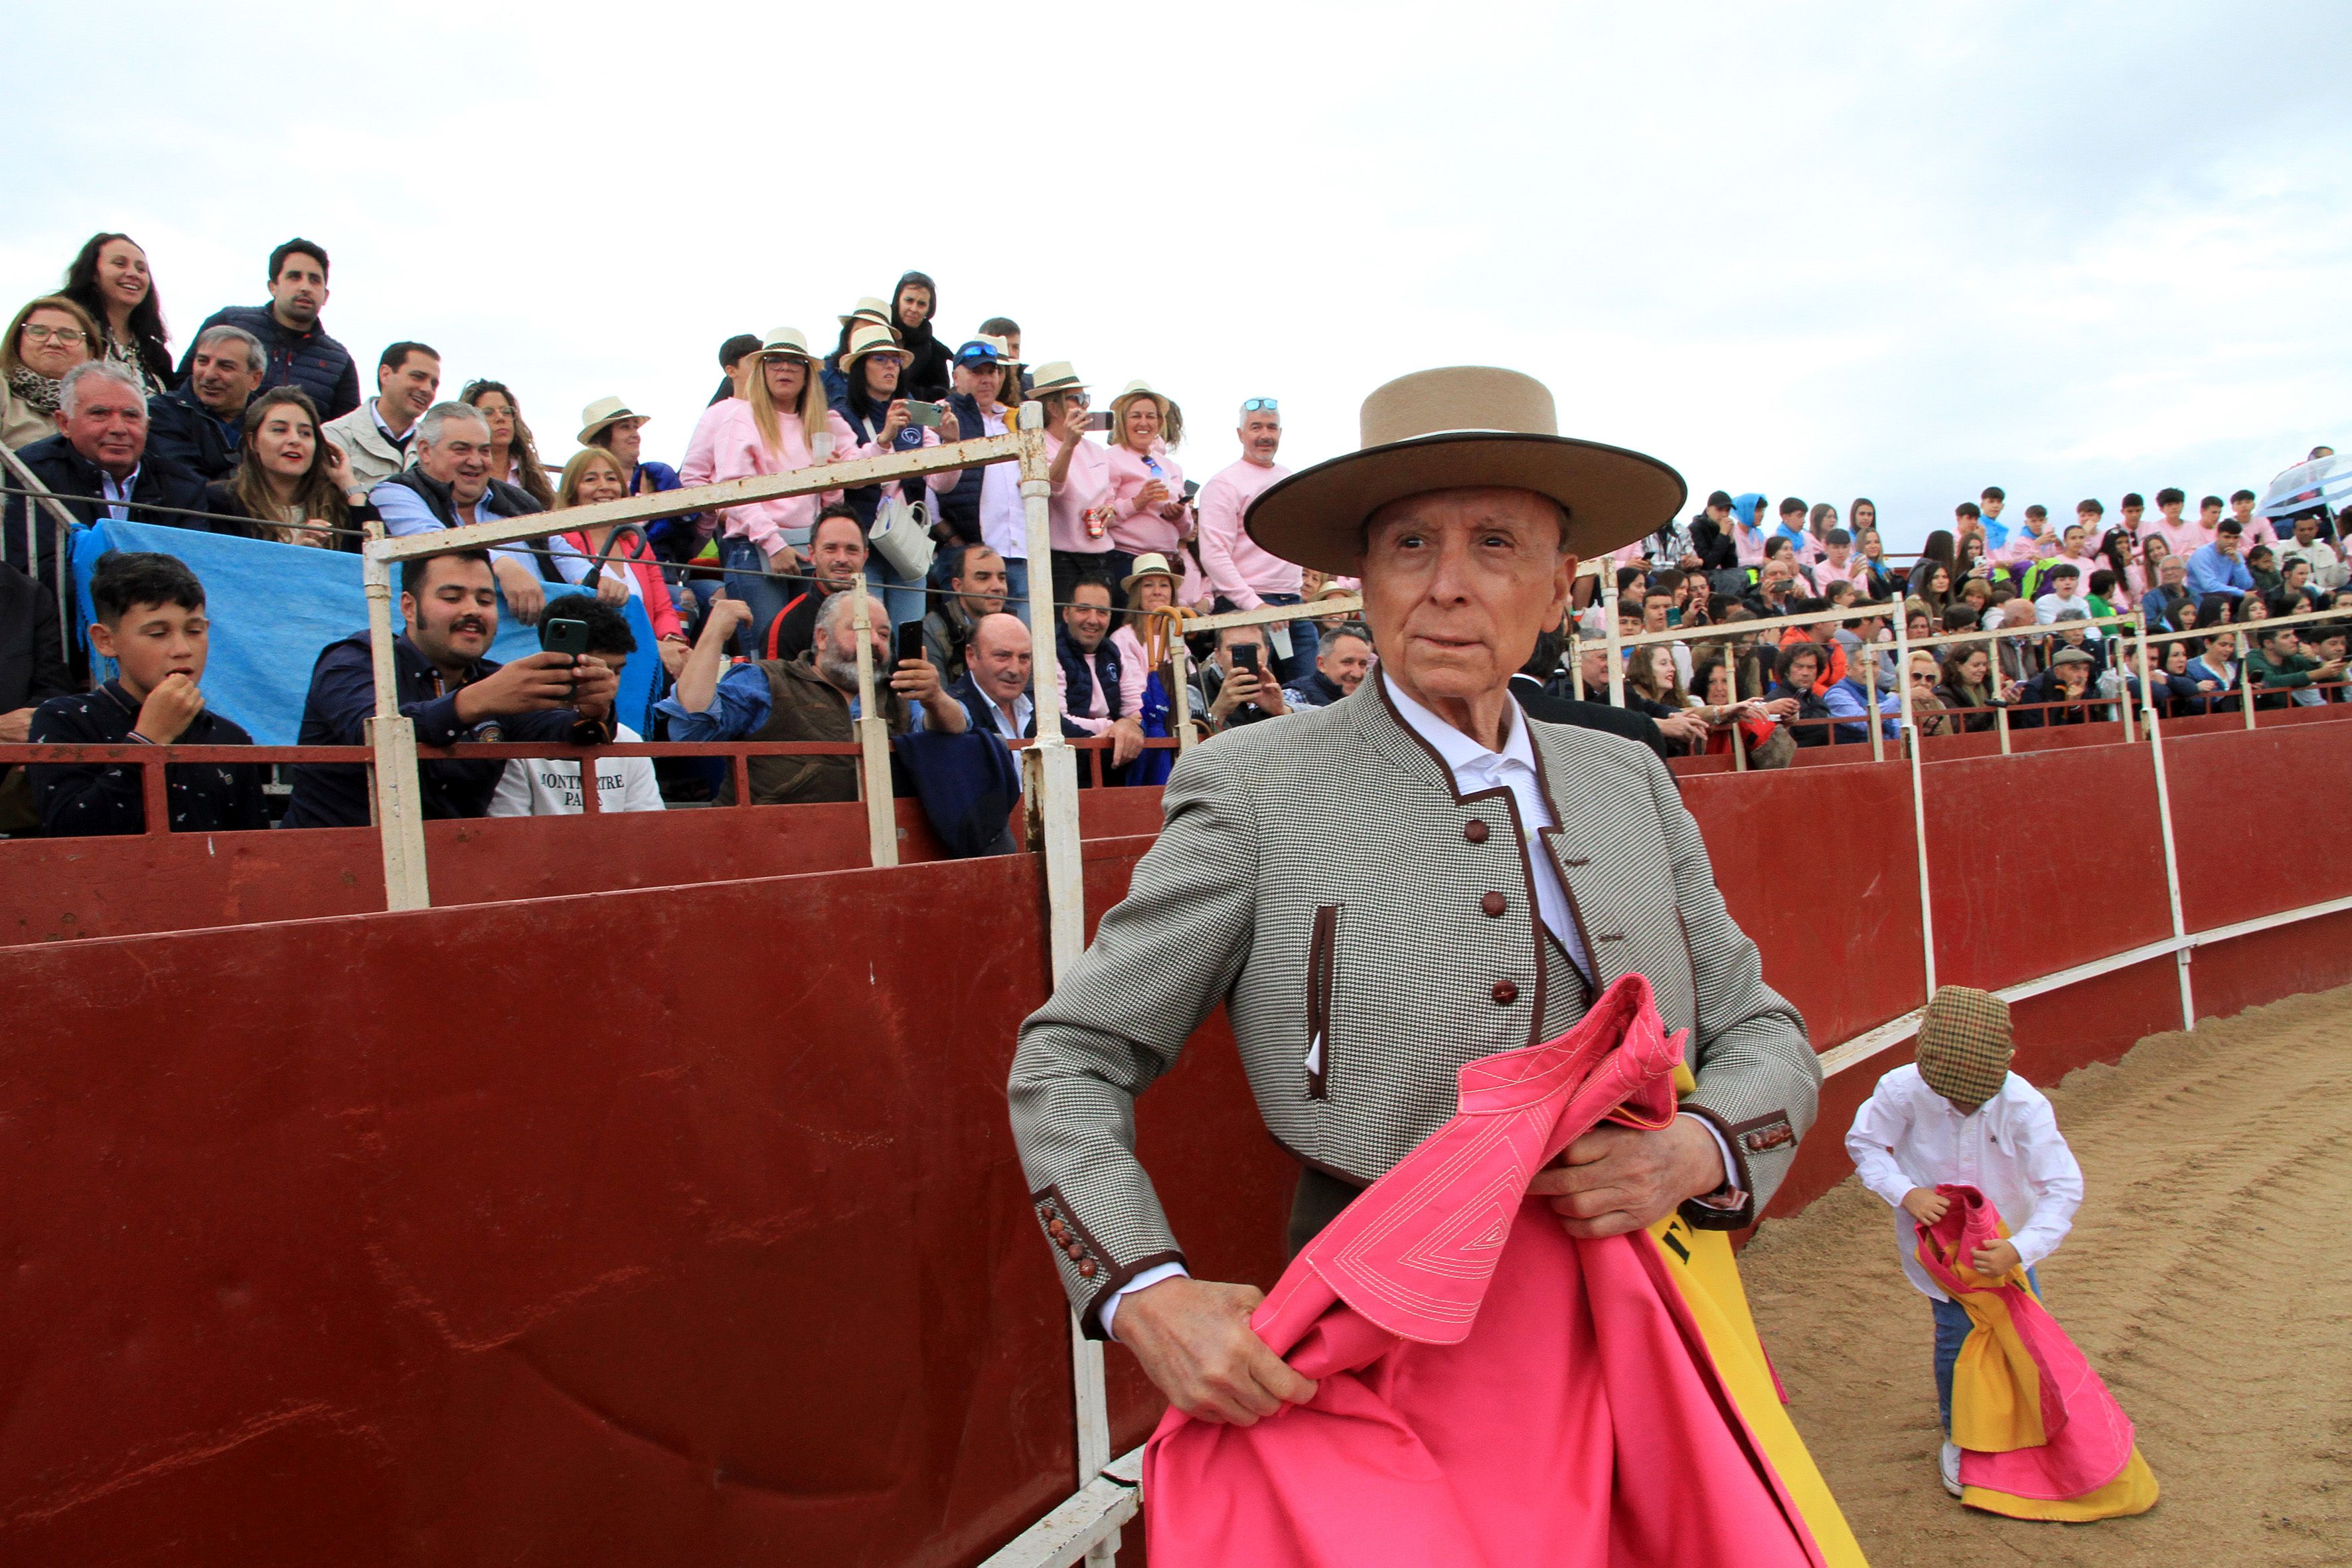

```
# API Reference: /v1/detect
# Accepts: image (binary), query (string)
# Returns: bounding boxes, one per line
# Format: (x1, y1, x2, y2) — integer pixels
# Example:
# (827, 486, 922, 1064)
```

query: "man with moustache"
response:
(281, 548, 617, 828)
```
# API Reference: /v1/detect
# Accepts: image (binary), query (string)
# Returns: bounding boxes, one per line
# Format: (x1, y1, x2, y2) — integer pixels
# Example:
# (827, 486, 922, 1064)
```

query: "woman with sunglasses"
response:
(704, 327, 862, 653)
(2, 295, 100, 450)
(1102, 380, 1191, 605)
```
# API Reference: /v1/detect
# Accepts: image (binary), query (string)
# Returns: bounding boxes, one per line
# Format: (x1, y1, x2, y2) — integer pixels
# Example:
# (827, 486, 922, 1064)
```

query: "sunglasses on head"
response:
(1241, 398, 1279, 413)
(955, 345, 1002, 366)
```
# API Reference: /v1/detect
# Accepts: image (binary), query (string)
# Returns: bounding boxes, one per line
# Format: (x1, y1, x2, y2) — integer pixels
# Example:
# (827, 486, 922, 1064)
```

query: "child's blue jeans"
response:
(1934, 1268, 2039, 1433)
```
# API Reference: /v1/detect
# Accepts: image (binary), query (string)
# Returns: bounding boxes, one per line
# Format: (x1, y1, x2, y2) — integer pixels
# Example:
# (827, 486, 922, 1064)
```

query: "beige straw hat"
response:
(841, 322, 914, 369)
(838, 296, 894, 329)
(1028, 361, 1085, 398)
(755, 325, 817, 360)
(1243, 366, 1685, 575)
(1120, 551, 1179, 595)
(575, 395, 645, 447)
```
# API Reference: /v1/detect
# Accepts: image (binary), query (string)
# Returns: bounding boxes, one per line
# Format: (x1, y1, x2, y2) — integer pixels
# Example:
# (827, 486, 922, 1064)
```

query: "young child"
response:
(1844, 986, 2084, 1498)
(27, 551, 268, 836)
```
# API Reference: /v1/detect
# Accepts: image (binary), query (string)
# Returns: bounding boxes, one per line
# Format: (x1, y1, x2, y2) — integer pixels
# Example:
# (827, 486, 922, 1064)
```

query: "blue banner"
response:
(68, 521, 662, 745)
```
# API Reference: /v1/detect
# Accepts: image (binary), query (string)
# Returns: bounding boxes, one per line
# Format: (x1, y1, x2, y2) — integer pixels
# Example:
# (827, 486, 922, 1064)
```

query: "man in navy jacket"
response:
(283, 549, 617, 827)
(175, 238, 360, 420)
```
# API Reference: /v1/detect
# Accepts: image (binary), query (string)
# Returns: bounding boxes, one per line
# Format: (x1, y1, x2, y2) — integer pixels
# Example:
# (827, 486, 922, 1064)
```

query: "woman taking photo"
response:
(459, 380, 557, 509)
(206, 387, 374, 550)
(1103, 380, 1191, 601)
(549, 447, 690, 676)
(1030, 361, 1117, 611)
(834, 321, 964, 628)
(1, 295, 99, 450)
(706, 327, 860, 653)
(59, 233, 171, 393)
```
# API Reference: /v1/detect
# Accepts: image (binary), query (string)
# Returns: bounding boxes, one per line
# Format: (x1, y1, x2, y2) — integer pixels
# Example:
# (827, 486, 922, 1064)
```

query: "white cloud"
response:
(6, 1, 2345, 550)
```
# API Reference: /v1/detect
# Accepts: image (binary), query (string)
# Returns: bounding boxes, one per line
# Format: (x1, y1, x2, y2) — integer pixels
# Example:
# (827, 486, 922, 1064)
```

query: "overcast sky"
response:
(7, 2, 2342, 550)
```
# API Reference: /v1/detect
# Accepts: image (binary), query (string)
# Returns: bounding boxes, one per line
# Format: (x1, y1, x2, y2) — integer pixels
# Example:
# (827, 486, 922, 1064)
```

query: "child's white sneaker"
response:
(1939, 1439, 1963, 1498)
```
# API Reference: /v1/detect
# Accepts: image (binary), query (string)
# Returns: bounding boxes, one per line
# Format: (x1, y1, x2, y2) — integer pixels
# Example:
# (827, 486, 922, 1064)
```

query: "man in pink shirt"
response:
(2230, 487, 2277, 548)
(2149, 487, 2212, 562)
(1197, 397, 1314, 681)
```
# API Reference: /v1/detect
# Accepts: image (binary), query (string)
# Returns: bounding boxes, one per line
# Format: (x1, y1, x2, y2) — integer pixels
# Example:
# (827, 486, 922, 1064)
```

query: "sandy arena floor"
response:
(1742, 986, 2352, 1567)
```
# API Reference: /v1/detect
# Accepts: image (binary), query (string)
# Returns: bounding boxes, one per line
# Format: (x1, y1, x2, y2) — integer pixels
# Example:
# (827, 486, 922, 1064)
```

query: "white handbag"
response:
(870, 493, 937, 580)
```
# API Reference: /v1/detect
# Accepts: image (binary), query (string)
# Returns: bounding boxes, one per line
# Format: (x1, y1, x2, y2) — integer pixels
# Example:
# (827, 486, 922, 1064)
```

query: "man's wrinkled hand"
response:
(1115, 1277, 1317, 1426)
(1527, 1117, 1723, 1238)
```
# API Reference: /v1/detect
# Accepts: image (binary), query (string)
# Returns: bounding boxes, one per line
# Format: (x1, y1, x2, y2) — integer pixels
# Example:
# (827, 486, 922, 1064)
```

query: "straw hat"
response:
(1243, 366, 1685, 575)
(576, 395, 646, 447)
(838, 295, 894, 329)
(1028, 361, 1085, 398)
(841, 322, 913, 369)
(1109, 378, 1166, 411)
(755, 325, 817, 360)
(1121, 551, 1179, 595)
(1311, 576, 1360, 601)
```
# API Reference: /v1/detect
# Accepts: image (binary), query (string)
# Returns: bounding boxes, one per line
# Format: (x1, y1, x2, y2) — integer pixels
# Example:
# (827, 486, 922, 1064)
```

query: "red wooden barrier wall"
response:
(2, 714, 2348, 1564)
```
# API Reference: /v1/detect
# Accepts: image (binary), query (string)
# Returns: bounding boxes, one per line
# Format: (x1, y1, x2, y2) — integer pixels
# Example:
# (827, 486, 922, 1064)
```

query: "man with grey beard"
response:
(659, 586, 967, 805)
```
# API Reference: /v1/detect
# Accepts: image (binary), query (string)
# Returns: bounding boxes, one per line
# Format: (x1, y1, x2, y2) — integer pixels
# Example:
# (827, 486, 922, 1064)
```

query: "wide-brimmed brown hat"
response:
(1243, 366, 1685, 575)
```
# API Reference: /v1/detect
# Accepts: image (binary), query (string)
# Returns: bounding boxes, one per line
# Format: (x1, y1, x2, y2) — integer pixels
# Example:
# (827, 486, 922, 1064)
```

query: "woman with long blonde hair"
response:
(702, 327, 862, 653)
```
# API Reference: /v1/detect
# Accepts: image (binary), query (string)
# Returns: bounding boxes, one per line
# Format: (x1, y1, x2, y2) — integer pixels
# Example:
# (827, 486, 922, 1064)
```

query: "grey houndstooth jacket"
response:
(1009, 677, 1818, 1333)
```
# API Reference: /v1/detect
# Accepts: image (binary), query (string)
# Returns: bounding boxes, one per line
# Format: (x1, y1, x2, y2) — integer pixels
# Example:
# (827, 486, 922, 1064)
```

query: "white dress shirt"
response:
(98, 463, 141, 520)
(1844, 1063, 2084, 1302)
(979, 689, 1034, 741)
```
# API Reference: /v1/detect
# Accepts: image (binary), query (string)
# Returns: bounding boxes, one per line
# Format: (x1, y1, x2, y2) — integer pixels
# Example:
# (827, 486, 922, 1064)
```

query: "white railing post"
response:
(1016, 402, 1115, 1565)
(1603, 570, 1624, 710)
(2136, 633, 2196, 1031)
(362, 554, 430, 911)
(850, 586, 898, 868)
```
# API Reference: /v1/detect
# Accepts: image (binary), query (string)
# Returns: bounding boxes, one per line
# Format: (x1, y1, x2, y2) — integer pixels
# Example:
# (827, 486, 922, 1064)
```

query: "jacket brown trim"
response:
(1306, 903, 1340, 1099)
(1674, 1101, 1759, 1230)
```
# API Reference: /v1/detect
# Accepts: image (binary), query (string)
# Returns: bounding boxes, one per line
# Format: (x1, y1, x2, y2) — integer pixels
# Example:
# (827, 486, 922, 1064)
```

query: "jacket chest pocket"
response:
(1306, 903, 1339, 1099)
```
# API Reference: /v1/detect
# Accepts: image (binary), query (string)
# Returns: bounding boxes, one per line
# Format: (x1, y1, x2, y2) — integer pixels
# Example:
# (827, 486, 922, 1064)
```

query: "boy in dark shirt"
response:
(28, 552, 268, 836)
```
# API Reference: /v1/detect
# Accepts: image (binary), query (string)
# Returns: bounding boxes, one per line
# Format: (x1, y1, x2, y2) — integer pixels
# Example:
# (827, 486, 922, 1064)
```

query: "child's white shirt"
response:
(1845, 1065, 2084, 1302)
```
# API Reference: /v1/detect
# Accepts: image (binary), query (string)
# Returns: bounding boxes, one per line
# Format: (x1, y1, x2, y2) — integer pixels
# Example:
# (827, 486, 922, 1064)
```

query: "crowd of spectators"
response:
(1551, 481, 2352, 757)
(3, 231, 2347, 838)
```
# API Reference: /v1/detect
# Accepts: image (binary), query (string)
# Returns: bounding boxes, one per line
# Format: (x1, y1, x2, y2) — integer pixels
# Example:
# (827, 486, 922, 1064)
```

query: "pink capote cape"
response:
(1141, 975, 1837, 1567)
(1917, 1186, 2158, 1519)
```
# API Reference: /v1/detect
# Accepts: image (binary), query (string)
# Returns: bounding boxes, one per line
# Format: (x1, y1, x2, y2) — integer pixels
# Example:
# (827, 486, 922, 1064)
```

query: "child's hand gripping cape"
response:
(1917, 1184, 2159, 1520)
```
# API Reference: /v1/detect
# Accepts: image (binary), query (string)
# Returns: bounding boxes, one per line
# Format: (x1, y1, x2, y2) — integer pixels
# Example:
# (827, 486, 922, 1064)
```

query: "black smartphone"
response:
(896, 621, 926, 665)
(541, 618, 589, 659)
(1233, 643, 1261, 674)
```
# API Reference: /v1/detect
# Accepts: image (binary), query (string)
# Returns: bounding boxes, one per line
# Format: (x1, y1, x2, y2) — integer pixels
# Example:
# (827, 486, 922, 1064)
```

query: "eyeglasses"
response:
(21, 324, 87, 345)
(1241, 398, 1279, 412)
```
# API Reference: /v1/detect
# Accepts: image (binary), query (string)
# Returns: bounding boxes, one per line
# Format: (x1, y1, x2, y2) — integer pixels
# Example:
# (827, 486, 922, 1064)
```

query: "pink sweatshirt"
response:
(1105, 441, 1190, 554)
(1196, 457, 1300, 607)
(700, 400, 856, 555)
(1046, 433, 1116, 555)
(1111, 623, 1152, 718)
(1992, 522, 2056, 568)
(2152, 516, 2213, 563)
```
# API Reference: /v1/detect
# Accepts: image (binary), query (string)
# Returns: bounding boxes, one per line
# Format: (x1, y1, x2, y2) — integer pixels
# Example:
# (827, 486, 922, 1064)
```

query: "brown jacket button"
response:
(1491, 979, 1519, 1005)
(1065, 1243, 1085, 1261)
(1463, 820, 1490, 844)
(1078, 1259, 1098, 1278)
(1480, 892, 1507, 917)
(1048, 1220, 1068, 1241)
